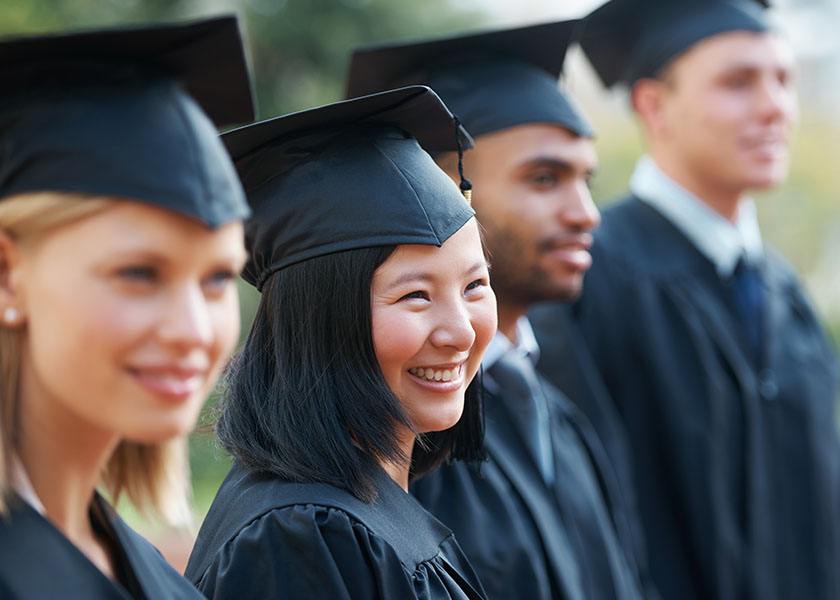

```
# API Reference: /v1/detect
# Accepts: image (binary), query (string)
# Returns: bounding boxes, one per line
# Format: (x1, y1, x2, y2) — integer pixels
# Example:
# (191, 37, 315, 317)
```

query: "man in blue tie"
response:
(531, 1, 840, 599)
(347, 20, 655, 600)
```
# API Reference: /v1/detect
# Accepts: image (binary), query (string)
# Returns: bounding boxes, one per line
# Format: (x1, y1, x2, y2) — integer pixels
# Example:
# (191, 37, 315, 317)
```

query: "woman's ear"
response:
(0, 230, 26, 327)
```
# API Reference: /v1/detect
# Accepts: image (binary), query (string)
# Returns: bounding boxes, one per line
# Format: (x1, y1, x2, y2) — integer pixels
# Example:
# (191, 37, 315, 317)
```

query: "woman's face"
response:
(12, 201, 246, 444)
(371, 217, 497, 437)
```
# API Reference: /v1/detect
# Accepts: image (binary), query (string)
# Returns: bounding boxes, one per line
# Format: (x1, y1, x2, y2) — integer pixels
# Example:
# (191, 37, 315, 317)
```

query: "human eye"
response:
(109, 264, 159, 295)
(526, 169, 558, 189)
(465, 278, 488, 293)
(399, 289, 430, 301)
(202, 269, 238, 297)
(721, 71, 751, 89)
(116, 265, 157, 283)
(777, 68, 793, 89)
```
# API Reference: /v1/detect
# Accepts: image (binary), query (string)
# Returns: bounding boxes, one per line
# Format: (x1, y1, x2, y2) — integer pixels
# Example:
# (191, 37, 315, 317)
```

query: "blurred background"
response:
(4, 0, 839, 570)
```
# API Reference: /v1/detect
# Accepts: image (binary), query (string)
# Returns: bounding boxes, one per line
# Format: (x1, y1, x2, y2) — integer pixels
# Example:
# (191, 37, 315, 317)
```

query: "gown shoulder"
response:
(187, 462, 486, 600)
(0, 495, 203, 599)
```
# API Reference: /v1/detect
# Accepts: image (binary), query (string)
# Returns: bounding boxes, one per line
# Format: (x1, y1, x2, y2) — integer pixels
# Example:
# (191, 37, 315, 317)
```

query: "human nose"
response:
(429, 300, 477, 352)
(757, 73, 796, 123)
(158, 282, 214, 349)
(560, 182, 600, 233)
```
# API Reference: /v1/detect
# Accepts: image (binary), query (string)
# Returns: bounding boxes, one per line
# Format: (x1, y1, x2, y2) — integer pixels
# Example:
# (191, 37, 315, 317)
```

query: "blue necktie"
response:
(729, 258, 764, 364)
(488, 351, 555, 485)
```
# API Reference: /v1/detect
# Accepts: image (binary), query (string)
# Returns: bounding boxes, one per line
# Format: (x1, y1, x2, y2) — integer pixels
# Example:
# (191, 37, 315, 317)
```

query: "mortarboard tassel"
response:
(454, 116, 472, 204)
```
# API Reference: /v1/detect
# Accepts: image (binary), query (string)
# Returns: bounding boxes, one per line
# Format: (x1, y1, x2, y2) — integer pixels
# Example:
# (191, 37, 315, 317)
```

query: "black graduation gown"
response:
(185, 461, 487, 599)
(411, 373, 649, 600)
(0, 494, 203, 599)
(531, 195, 840, 600)
(529, 303, 649, 572)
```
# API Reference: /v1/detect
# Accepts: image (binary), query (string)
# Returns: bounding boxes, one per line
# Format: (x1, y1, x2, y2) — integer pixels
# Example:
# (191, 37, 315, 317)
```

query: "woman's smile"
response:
(407, 363, 466, 388)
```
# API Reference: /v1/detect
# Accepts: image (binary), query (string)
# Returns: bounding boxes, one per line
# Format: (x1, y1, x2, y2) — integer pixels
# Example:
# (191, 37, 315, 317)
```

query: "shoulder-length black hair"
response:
(217, 245, 484, 502)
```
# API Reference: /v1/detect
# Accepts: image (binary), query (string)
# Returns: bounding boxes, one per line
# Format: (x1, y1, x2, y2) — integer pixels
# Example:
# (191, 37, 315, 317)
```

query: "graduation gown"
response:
(185, 461, 487, 599)
(531, 195, 840, 600)
(411, 373, 649, 600)
(0, 495, 203, 599)
(529, 302, 648, 571)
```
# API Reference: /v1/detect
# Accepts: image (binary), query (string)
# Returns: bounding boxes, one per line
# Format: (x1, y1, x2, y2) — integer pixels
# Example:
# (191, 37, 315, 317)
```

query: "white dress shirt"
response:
(630, 156, 764, 276)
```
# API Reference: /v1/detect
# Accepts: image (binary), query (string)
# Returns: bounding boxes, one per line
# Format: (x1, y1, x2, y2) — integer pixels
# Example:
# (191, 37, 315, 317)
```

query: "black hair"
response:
(217, 245, 484, 502)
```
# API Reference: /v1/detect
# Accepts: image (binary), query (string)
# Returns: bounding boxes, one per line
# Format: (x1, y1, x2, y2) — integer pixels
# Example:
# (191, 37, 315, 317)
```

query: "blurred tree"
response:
(236, 0, 486, 116)
(0, 0, 187, 35)
(0, 0, 484, 117)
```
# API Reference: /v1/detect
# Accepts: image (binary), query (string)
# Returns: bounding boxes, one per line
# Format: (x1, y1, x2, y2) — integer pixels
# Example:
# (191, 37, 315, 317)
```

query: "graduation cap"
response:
(346, 20, 593, 139)
(581, 0, 771, 88)
(0, 15, 255, 227)
(224, 85, 476, 290)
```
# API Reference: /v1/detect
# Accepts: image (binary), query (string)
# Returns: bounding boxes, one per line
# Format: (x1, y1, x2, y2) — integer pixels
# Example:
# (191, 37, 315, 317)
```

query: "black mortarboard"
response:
(0, 16, 255, 227)
(581, 0, 771, 88)
(346, 21, 593, 139)
(224, 85, 475, 290)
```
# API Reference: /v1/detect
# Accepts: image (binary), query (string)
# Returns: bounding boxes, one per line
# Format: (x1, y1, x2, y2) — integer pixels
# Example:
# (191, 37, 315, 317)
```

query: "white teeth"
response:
(409, 365, 461, 382)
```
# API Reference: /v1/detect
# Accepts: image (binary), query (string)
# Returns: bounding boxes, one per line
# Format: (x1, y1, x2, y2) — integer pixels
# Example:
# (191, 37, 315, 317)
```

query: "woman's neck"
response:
(380, 429, 415, 491)
(17, 387, 120, 577)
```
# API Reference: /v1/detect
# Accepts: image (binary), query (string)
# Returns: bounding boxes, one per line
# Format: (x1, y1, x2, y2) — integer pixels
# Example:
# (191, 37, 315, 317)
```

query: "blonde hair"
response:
(0, 191, 191, 525)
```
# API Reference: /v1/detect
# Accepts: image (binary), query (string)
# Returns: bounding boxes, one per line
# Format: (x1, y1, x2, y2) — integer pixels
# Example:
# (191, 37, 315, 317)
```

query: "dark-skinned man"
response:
(347, 21, 655, 600)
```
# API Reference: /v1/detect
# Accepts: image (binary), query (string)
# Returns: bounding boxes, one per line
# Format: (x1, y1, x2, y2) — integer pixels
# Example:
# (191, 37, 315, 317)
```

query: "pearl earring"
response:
(3, 306, 18, 324)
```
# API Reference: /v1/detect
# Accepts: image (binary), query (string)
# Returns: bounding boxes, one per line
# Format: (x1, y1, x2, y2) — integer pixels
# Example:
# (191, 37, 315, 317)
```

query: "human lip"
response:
(127, 364, 207, 401)
(741, 132, 788, 160)
(407, 363, 466, 391)
(542, 233, 594, 271)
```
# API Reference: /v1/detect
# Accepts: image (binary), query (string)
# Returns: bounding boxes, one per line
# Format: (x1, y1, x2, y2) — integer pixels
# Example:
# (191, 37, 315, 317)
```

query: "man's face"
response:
(655, 31, 796, 195)
(464, 123, 600, 305)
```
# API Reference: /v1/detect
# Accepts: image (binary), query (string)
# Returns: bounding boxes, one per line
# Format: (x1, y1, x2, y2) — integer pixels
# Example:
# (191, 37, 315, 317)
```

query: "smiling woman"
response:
(184, 87, 496, 600)
(371, 222, 494, 473)
(1, 193, 245, 512)
(0, 16, 254, 600)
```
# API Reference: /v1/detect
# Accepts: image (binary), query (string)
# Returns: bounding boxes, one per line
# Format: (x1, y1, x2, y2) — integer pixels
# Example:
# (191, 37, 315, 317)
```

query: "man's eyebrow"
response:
(519, 157, 575, 171)
(518, 156, 596, 178)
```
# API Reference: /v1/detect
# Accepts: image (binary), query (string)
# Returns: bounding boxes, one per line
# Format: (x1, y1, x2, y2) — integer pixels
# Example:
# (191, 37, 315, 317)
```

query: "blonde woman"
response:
(0, 17, 253, 599)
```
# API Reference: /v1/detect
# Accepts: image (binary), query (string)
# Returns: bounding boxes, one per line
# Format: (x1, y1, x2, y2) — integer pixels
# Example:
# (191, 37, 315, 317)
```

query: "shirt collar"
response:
(630, 156, 764, 277)
(483, 316, 540, 370)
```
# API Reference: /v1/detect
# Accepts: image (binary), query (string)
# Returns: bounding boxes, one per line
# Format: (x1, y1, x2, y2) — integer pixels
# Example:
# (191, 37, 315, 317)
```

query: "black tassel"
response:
(454, 116, 472, 204)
